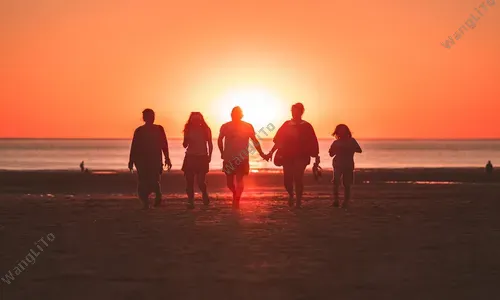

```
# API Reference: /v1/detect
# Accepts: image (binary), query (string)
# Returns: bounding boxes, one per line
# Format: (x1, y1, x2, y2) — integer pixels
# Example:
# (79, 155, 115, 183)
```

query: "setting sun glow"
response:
(1, 1, 500, 139)
(214, 88, 287, 132)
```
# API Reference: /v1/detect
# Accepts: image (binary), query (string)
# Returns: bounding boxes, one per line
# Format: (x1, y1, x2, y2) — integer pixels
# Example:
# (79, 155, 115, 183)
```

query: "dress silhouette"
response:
(182, 112, 213, 209)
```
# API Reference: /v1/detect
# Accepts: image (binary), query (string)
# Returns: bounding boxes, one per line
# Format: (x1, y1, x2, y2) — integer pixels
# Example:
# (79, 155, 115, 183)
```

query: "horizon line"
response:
(1, 137, 500, 141)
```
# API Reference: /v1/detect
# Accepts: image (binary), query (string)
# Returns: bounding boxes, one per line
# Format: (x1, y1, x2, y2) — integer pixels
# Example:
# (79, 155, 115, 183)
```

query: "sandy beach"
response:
(1, 169, 500, 299)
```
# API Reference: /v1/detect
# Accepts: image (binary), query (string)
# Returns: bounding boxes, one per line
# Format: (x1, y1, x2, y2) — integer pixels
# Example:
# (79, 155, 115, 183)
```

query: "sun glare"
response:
(215, 88, 287, 131)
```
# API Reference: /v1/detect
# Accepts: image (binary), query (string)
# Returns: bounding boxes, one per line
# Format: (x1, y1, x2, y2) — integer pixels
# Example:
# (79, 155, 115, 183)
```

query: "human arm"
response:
(309, 123, 320, 164)
(250, 134, 268, 160)
(207, 128, 213, 162)
(266, 121, 287, 159)
(353, 138, 362, 153)
(268, 144, 279, 157)
(217, 125, 225, 159)
(183, 132, 189, 148)
(159, 126, 172, 170)
(247, 124, 268, 160)
(128, 129, 138, 170)
(329, 141, 336, 157)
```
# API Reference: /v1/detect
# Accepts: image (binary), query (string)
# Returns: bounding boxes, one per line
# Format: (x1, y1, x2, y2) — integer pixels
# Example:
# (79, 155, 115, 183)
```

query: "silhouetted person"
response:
(80, 161, 85, 172)
(267, 103, 320, 208)
(486, 160, 493, 175)
(128, 109, 172, 209)
(218, 106, 268, 208)
(329, 124, 362, 209)
(182, 112, 213, 209)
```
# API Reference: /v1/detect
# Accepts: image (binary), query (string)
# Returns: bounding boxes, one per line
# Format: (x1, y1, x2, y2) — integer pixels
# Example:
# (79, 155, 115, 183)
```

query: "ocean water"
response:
(0, 139, 498, 171)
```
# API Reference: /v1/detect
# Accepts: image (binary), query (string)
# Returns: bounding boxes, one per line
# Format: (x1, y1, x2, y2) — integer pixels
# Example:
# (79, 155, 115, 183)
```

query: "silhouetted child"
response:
(329, 124, 362, 208)
(486, 160, 493, 175)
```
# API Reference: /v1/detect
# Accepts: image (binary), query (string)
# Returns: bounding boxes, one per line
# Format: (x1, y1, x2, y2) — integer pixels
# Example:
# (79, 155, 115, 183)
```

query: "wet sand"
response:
(1, 169, 500, 299)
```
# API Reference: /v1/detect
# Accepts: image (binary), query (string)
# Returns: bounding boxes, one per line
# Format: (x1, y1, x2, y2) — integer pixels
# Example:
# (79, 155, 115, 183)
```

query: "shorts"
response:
(222, 159, 250, 176)
(182, 154, 209, 174)
(282, 155, 311, 167)
(333, 167, 354, 186)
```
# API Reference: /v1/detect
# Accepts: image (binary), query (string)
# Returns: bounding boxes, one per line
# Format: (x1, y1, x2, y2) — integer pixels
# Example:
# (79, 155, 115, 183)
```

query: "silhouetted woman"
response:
(267, 103, 319, 208)
(182, 112, 213, 208)
(329, 124, 362, 208)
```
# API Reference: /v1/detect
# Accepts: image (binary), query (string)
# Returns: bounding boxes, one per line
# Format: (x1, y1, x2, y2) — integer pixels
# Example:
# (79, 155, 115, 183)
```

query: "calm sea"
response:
(0, 139, 498, 171)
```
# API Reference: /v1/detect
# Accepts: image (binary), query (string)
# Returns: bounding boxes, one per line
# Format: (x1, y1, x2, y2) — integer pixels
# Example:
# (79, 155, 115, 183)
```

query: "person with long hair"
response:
(266, 103, 319, 208)
(182, 112, 213, 209)
(329, 124, 362, 208)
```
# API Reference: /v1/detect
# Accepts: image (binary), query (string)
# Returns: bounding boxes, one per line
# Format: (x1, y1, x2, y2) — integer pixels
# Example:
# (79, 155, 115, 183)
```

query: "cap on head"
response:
(231, 106, 243, 120)
(142, 108, 155, 123)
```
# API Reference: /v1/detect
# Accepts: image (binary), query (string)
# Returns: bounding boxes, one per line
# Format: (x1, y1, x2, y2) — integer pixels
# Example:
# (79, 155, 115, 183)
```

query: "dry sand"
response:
(0, 169, 500, 299)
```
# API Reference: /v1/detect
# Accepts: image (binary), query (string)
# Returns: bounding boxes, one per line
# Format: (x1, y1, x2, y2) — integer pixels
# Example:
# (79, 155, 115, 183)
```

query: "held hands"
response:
(261, 152, 271, 162)
(265, 152, 273, 161)
(164, 158, 172, 171)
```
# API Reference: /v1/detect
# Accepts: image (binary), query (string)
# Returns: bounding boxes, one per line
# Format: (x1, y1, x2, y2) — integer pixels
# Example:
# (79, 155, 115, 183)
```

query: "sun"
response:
(214, 88, 287, 132)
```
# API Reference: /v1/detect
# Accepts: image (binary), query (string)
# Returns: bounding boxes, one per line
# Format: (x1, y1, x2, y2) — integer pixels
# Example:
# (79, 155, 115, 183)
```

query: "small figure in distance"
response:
(128, 109, 172, 210)
(182, 112, 213, 209)
(486, 160, 493, 175)
(329, 124, 362, 209)
(80, 161, 85, 172)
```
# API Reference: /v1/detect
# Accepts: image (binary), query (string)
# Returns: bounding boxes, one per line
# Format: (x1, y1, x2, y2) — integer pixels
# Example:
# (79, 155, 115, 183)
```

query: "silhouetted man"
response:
(218, 106, 268, 208)
(80, 161, 85, 172)
(129, 109, 172, 209)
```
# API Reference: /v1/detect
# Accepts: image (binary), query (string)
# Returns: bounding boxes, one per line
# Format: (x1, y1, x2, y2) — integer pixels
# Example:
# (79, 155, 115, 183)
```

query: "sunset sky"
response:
(1, 0, 499, 139)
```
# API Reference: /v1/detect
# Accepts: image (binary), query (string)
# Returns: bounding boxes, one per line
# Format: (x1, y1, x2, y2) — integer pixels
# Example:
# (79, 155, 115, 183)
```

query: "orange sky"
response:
(1, 0, 499, 139)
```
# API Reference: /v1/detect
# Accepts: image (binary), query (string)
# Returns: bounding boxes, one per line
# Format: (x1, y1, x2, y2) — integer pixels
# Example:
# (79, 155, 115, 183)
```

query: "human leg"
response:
(137, 182, 151, 209)
(332, 168, 342, 207)
(137, 169, 153, 209)
(197, 172, 209, 205)
(282, 163, 295, 206)
(233, 173, 245, 208)
(153, 174, 162, 207)
(185, 171, 195, 208)
(226, 174, 236, 193)
(293, 161, 307, 207)
(342, 169, 354, 208)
